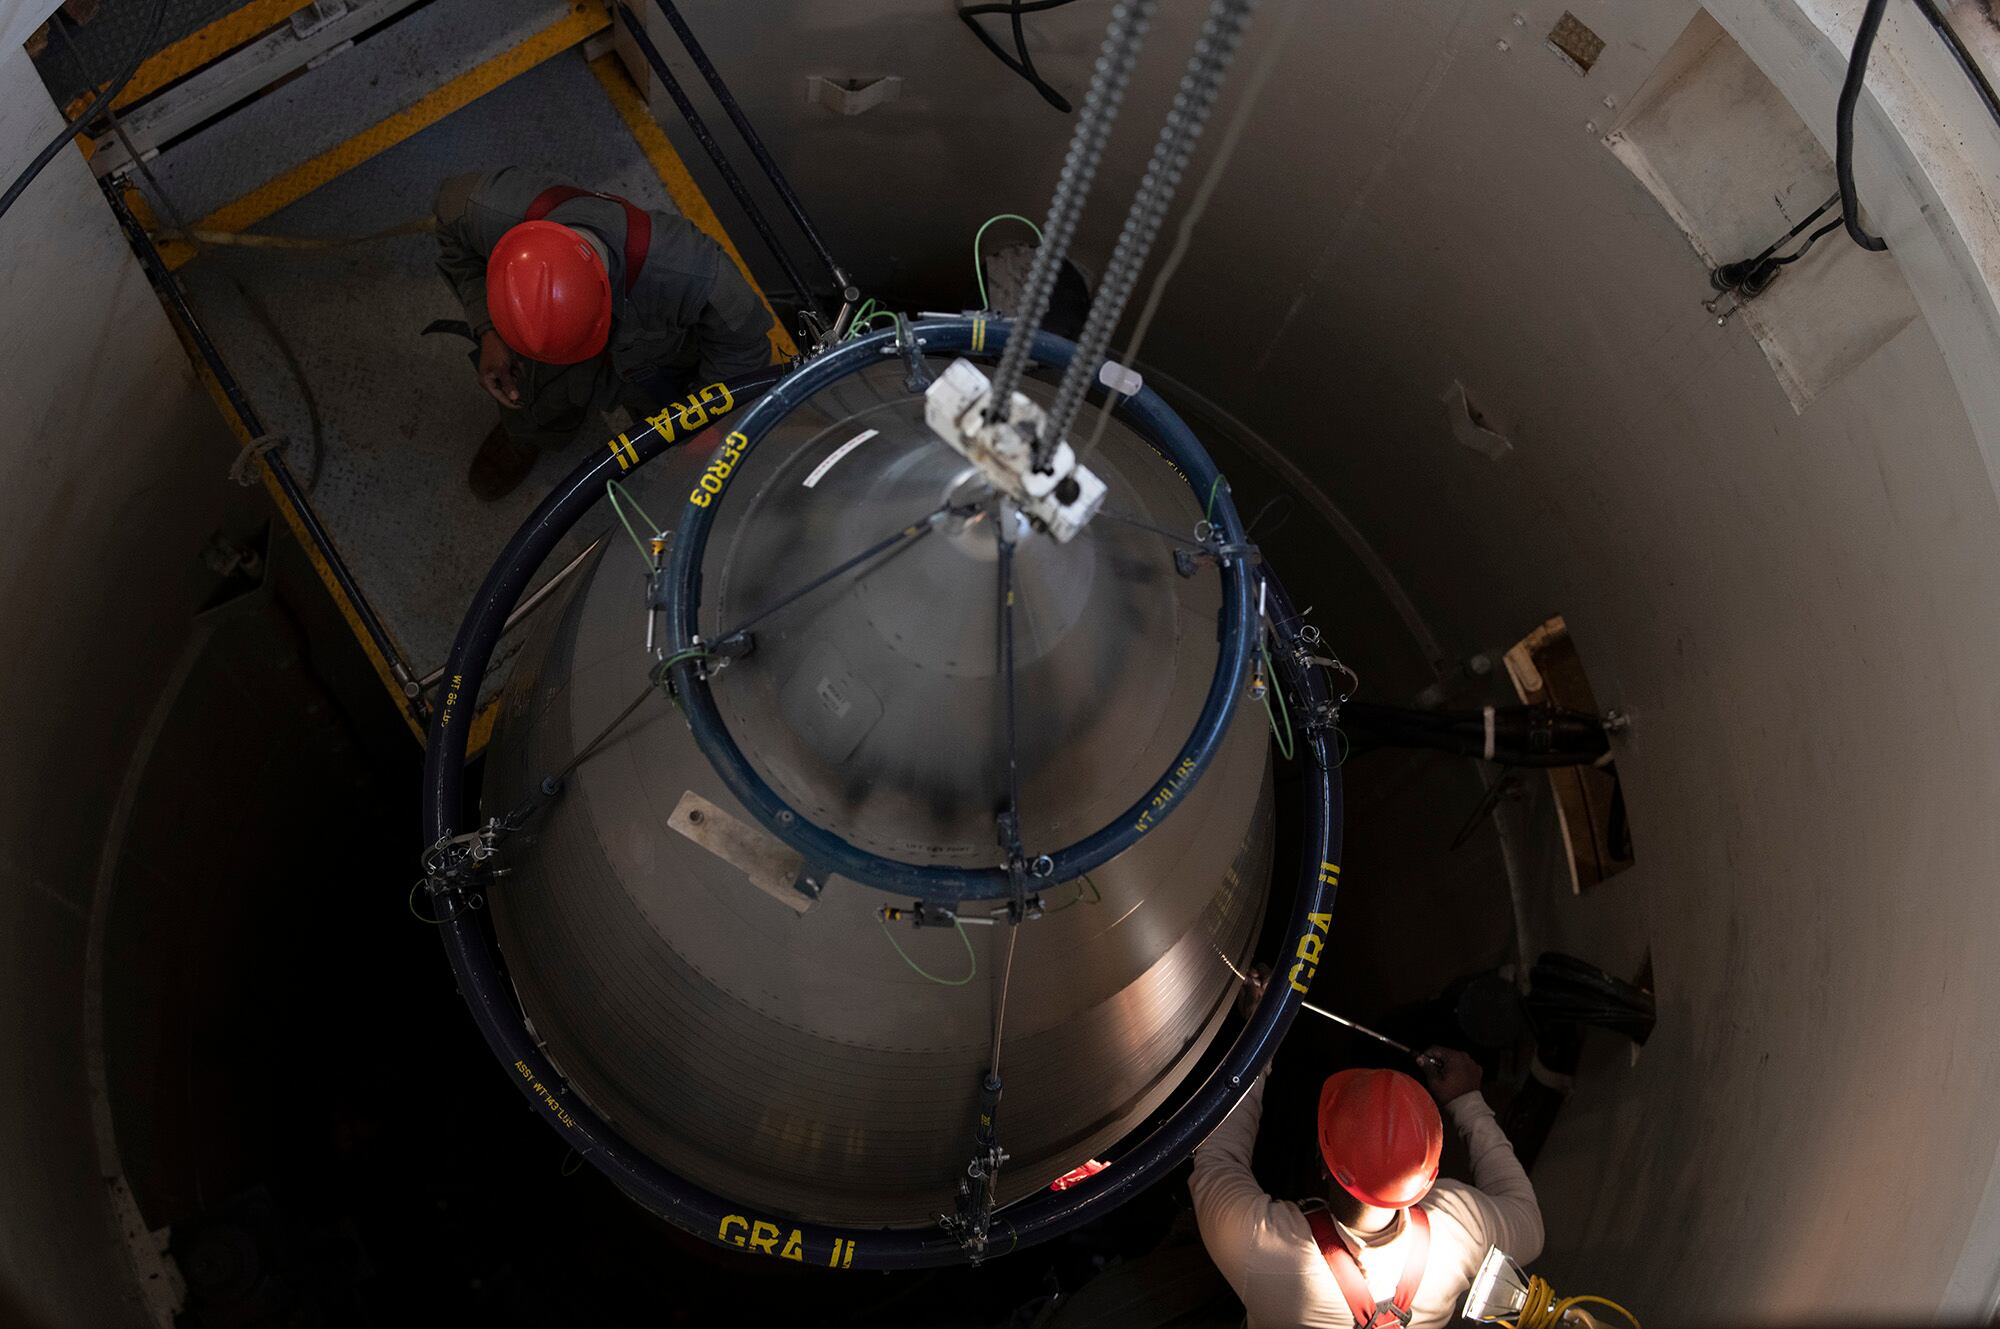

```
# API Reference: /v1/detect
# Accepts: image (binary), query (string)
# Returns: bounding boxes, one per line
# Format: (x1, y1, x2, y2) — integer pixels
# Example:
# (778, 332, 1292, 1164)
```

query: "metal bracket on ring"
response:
(417, 816, 520, 919)
(880, 895, 1048, 928)
(1175, 531, 1259, 578)
(1281, 623, 1357, 734)
(896, 313, 933, 393)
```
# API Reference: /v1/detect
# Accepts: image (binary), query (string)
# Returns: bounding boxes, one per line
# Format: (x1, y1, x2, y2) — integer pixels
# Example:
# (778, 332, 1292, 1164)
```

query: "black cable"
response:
(1770, 216, 1846, 267)
(1711, 194, 1846, 298)
(0, 0, 170, 224)
(1713, 189, 1838, 288)
(553, 683, 659, 786)
(1244, 492, 1295, 541)
(1837, 0, 1893, 252)
(713, 503, 951, 643)
(958, 0, 1088, 113)
(1909, 0, 2000, 134)
(1092, 507, 1207, 548)
(1836, 0, 2000, 256)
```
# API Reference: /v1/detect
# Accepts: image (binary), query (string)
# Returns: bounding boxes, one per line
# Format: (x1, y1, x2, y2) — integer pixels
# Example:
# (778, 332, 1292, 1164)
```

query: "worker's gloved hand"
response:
(1236, 964, 1269, 1020)
(1418, 1045, 1483, 1105)
(478, 328, 523, 409)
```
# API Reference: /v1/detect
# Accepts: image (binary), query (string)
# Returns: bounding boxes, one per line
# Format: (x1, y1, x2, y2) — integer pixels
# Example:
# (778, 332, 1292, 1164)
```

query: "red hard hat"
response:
(1318, 1068, 1443, 1208)
(486, 220, 611, 365)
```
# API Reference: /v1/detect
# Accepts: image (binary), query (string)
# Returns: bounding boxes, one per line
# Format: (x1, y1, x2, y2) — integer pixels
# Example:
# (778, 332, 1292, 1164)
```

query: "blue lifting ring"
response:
(418, 321, 1343, 1266)
(658, 317, 1258, 903)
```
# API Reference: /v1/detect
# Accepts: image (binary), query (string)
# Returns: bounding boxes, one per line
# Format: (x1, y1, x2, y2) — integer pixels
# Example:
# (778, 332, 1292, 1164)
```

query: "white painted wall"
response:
(0, 15, 232, 1326)
(660, 0, 2000, 1319)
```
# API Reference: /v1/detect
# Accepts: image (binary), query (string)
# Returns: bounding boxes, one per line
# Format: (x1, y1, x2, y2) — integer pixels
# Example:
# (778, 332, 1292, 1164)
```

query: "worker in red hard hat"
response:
(1192, 989, 1542, 1327)
(434, 166, 775, 499)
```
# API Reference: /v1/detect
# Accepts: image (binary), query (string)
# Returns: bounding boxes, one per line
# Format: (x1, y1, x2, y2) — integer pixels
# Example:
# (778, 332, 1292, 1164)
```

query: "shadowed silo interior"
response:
(6, 0, 2000, 1325)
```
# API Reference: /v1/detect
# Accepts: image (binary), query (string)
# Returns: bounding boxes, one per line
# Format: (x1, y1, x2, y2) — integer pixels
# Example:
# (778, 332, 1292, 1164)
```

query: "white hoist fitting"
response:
(923, 358, 1108, 543)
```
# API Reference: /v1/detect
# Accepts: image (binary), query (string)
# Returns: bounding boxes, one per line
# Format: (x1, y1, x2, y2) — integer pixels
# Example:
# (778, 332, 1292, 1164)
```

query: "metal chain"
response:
(986, 0, 1157, 414)
(1041, 0, 1257, 456)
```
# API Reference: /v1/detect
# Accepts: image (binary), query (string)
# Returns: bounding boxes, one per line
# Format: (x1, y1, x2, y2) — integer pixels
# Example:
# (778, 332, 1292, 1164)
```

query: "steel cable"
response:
(1078, 0, 1301, 466)
(987, 0, 1157, 412)
(1041, 0, 1256, 456)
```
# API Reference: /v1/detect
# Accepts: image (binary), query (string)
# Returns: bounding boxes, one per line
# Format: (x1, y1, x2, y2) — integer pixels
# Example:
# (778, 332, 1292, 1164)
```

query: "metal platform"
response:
(163, 52, 682, 687)
(74, 0, 788, 738)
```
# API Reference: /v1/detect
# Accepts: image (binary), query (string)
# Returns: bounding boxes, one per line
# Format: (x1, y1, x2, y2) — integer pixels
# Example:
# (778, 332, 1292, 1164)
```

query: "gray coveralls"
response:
(434, 166, 774, 449)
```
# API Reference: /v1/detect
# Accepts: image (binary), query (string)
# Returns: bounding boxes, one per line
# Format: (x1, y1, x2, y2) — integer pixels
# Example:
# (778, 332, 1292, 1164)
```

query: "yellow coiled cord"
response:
(1504, 1275, 1642, 1329)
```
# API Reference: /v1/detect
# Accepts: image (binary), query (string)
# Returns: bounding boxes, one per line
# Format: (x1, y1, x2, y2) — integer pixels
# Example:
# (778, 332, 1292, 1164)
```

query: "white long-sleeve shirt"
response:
(1191, 1074, 1543, 1329)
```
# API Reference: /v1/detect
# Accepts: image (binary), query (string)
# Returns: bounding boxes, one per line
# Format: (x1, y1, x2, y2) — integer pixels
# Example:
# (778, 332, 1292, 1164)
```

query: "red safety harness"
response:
(1305, 1205, 1432, 1329)
(523, 185, 653, 294)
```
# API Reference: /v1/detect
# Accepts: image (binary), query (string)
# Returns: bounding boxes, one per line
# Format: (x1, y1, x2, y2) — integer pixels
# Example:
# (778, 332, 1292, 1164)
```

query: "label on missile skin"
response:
(802, 429, 878, 488)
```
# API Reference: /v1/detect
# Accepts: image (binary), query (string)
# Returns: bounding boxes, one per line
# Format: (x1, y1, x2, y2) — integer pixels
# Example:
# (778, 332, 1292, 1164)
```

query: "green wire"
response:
(1259, 637, 1295, 761)
(845, 297, 879, 338)
(606, 479, 663, 567)
(878, 915, 977, 985)
(1205, 474, 1226, 524)
(607, 477, 663, 531)
(843, 301, 904, 340)
(973, 213, 1046, 310)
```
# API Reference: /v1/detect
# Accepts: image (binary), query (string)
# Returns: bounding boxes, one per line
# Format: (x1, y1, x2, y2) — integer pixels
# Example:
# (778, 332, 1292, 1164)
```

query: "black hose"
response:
(0, 0, 170, 224)
(958, 0, 1086, 113)
(1837, 0, 1893, 252)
